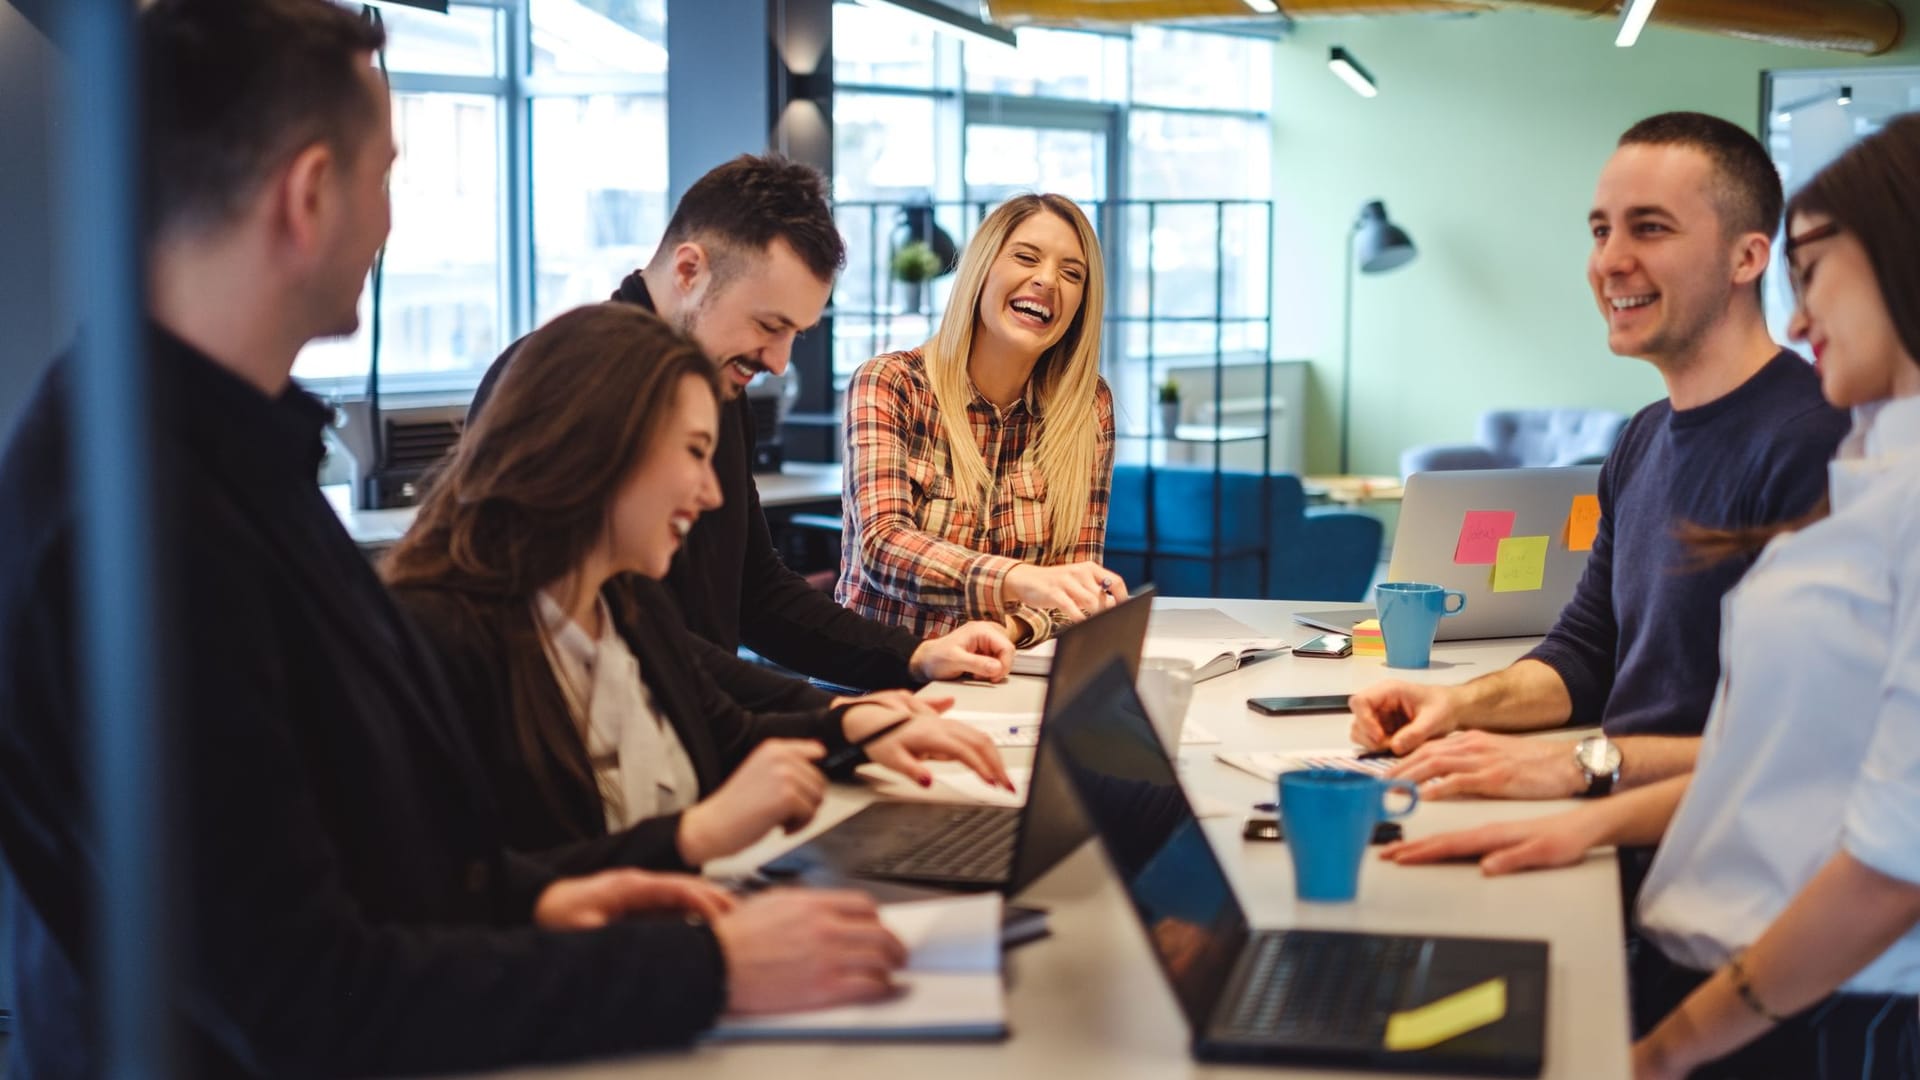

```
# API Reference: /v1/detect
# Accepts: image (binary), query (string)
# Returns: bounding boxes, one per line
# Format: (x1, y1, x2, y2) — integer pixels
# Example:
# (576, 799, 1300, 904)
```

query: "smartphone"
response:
(1242, 817, 1402, 845)
(1293, 633, 1353, 659)
(1247, 694, 1351, 716)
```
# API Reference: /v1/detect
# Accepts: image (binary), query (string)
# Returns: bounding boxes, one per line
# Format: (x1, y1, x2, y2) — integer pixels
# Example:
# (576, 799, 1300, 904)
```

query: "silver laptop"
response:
(1296, 466, 1601, 642)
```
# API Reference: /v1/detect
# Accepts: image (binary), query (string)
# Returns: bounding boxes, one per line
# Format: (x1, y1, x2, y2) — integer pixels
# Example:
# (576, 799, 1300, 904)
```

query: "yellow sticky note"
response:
(1564, 494, 1601, 552)
(1491, 536, 1549, 593)
(1384, 977, 1508, 1052)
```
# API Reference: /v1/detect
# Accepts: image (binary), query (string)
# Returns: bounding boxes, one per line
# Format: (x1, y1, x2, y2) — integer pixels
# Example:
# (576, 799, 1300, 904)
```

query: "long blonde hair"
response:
(924, 193, 1106, 557)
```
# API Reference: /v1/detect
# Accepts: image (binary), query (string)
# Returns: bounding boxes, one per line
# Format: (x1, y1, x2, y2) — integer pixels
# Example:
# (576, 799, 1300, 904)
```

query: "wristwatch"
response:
(1574, 735, 1622, 798)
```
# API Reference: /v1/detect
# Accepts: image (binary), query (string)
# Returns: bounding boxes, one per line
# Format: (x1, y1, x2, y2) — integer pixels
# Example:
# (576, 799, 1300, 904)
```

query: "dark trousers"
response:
(1632, 940, 1920, 1078)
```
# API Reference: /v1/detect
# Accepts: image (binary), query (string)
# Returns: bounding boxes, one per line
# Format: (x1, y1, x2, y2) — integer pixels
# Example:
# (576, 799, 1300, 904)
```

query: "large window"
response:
(829, 5, 1275, 382)
(293, 0, 668, 396)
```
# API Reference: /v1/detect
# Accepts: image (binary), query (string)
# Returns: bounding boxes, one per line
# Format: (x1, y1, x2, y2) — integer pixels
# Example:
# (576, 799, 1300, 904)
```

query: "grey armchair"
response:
(1400, 408, 1628, 479)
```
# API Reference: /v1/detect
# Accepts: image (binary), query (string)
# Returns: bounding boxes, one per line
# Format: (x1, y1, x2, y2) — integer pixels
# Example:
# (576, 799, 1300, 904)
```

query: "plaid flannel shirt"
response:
(835, 348, 1116, 644)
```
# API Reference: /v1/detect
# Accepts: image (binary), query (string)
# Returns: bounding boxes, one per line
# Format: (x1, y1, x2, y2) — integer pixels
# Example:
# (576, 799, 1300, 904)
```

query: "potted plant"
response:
(1157, 375, 1182, 434)
(891, 240, 942, 315)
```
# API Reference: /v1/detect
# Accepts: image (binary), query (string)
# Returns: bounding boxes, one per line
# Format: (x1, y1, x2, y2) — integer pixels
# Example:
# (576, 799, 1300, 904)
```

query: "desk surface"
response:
(497, 598, 1628, 1080)
(333, 462, 846, 548)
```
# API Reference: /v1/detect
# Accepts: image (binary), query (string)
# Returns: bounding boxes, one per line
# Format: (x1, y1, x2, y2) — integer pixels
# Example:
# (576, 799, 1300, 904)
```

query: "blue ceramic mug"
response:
(1277, 769, 1420, 902)
(1374, 581, 1467, 669)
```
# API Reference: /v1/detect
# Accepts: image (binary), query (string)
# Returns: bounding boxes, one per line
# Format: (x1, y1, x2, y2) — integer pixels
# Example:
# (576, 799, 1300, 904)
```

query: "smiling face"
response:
(1586, 143, 1764, 368)
(605, 374, 724, 579)
(673, 237, 833, 398)
(1785, 211, 1917, 409)
(972, 211, 1088, 363)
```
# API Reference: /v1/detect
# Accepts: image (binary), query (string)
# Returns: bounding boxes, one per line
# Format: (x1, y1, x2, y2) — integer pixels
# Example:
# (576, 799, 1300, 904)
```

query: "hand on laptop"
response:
(1379, 804, 1609, 875)
(533, 868, 738, 929)
(714, 889, 908, 1014)
(910, 620, 1016, 682)
(844, 691, 1014, 792)
(679, 739, 830, 865)
(1348, 680, 1464, 754)
(1384, 731, 1587, 801)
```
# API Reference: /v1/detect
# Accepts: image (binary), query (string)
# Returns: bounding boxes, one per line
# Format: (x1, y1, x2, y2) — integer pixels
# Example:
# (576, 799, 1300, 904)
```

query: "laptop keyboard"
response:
(1221, 931, 1422, 1046)
(856, 806, 1018, 881)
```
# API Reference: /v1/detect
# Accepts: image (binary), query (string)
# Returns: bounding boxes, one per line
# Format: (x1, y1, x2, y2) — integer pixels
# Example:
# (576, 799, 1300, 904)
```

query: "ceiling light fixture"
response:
(1242, 0, 1281, 12)
(859, 0, 1017, 49)
(1614, 0, 1658, 47)
(1328, 47, 1378, 99)
(1838, 84, 1854, 105)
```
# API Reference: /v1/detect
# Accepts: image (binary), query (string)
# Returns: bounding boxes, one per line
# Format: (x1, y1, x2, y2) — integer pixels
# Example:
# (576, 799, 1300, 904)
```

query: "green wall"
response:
(1270, 4, 1920, 476)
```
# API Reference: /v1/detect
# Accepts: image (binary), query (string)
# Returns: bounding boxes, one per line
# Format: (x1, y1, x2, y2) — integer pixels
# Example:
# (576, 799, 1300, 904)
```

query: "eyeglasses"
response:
(1784, 220, 1843, 298)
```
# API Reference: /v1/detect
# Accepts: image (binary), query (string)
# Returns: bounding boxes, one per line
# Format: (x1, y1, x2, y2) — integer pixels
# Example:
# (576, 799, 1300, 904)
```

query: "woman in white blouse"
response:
(1380, 115, 1920, 1078)
(386, 304, 1009, 872)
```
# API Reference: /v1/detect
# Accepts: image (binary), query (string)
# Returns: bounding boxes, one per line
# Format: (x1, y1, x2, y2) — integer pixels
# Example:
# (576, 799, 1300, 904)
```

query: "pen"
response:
(817, 716, 914, 772)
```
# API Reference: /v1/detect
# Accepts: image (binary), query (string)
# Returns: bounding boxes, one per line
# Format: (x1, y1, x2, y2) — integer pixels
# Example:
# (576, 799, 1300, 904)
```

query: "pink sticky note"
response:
(1454, 510, 1517, 565)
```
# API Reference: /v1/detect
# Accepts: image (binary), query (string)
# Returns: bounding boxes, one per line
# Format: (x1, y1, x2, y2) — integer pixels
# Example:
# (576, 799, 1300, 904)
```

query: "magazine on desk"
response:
(1009, 633, 1290, 682)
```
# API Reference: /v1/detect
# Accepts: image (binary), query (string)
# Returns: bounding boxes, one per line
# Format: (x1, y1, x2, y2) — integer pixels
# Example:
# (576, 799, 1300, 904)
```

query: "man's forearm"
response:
(1456, 659, 1576, 733)
(1614, 735, 1700, 792)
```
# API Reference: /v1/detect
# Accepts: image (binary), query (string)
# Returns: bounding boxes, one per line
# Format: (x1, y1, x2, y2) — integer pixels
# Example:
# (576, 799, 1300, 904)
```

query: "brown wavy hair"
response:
(1682, 113, 1920, 565)
(383, 303, 720, 830)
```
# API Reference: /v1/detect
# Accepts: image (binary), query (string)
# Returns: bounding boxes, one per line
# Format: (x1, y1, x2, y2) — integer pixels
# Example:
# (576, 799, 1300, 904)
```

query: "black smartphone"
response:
(1247, 694, 1351, 716)
(1242, 817, 1402, 845)
(1293, 633, 1353, 659)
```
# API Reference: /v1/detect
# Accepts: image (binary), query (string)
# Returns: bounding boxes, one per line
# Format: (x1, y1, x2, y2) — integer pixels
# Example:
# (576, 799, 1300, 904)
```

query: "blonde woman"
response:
(837, 193, 1123, 646)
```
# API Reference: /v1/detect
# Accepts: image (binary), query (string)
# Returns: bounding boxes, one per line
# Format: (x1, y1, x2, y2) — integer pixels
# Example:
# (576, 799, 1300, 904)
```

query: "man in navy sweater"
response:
(1349, 113, 1847, 802)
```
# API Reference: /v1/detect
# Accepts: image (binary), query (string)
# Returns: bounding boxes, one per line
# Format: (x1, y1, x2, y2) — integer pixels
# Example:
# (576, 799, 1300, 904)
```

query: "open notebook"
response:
(707, 893, 1007, 1041)
(1010, 633, 1288, 682)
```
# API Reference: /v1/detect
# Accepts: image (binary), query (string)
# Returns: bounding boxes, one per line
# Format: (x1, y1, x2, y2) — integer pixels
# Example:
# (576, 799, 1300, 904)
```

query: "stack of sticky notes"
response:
(1351, 618, 1385, 658)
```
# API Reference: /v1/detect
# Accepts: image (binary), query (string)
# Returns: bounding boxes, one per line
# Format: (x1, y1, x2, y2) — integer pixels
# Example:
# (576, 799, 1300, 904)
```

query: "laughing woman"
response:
(838, 194, 1123, 647)
(386, 304, 1008, 874)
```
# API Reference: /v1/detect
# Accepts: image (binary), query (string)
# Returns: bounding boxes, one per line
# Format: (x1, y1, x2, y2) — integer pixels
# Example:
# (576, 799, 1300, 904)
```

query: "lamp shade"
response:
(1353, 200, 1416, 275)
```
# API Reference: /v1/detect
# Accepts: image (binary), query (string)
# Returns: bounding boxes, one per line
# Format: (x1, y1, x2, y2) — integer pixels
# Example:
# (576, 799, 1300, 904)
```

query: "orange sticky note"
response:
(1564, 494, 1601, 552)
(1492, 536, 1549, 593)
(1454, 510, 1516, 565)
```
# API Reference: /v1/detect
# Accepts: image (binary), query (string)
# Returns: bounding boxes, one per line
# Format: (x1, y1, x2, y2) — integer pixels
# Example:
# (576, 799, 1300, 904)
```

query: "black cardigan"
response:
(392, 574, 857, 871)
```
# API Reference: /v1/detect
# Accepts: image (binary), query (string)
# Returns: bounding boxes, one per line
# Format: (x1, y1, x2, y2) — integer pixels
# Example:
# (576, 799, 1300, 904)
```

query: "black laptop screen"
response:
(1050, 660, 1250, 1032)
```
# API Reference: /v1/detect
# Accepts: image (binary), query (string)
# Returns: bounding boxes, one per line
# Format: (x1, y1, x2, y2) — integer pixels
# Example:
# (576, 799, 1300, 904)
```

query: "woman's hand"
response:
(842, 691, 1014, 791)
(1378, 804, 1610, 875)
(534, 868, 736, 929)
(677, 739, 828, 865)
(1003, 561, 1126, 622)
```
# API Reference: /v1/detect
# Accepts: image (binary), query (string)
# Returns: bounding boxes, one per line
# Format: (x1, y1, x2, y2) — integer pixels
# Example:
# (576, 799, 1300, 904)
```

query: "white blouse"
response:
(536, 590, 700, 832)
(1638, 393, 1920, 994)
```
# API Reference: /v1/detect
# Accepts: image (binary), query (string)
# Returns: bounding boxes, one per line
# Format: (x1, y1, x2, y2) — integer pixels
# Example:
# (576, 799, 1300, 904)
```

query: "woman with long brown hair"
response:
(1379, 114, 1920, 1078)
(838, 193, 1124, 646)
(386, 303, 1009, 870)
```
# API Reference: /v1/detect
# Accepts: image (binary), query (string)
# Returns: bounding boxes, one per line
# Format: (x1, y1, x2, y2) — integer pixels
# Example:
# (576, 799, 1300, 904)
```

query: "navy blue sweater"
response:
(1526, 351, 1847, 737)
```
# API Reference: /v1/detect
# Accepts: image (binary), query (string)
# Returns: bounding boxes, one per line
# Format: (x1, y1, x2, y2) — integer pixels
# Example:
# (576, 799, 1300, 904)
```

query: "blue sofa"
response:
(1399, 408, 1627, 479)
(1104, 465, 1383, 602)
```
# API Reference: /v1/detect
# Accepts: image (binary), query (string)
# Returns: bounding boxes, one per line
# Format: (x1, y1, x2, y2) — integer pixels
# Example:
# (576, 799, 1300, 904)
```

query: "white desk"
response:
(497, 598, 1629, 1080)
(332, 462, 847, 549)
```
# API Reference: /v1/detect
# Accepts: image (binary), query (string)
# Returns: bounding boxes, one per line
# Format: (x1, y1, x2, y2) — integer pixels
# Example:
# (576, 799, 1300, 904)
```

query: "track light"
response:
(1838, 85, 1854, 105)
(1615, 0, 1657, 47)
(1242, 0, 1281, 12)
(1328, 47, 1378, 99)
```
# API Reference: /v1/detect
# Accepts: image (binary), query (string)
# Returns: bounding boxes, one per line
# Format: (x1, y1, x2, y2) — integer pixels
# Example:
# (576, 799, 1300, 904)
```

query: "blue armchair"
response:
(1399, 408, 1627, 479)
(1105, 466, 1383, 602)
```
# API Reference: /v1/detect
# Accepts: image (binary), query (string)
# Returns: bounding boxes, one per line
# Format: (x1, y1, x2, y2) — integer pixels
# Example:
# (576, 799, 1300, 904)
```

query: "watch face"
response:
(1577, 738, 1622, 773)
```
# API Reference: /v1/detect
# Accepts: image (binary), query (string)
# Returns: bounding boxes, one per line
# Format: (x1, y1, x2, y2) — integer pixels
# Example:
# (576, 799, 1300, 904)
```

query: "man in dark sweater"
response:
(1349, 112, 1848, 802)
(0, 3, 903, 1074)
(467, 157, 1013, 712)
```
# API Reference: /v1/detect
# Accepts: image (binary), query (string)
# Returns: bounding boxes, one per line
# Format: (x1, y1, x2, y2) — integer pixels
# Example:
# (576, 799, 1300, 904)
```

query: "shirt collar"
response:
(1828, 394, 1920, 513)
(155, 323, 333, 480)
(535, 588, 616, 668)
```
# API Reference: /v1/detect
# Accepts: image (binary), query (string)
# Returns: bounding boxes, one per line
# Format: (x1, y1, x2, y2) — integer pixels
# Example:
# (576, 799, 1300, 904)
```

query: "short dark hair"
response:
(659, 154, 846, 285)
(141, 0, 387, 239)
(1618, 111, 1784, 241)
(1788, 113, 1920, 374)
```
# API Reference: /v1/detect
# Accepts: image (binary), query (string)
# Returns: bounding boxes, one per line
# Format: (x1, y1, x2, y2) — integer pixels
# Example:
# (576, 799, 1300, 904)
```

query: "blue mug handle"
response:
(1440, 590, 1467, 617)
(1380, 778, 1420, 821)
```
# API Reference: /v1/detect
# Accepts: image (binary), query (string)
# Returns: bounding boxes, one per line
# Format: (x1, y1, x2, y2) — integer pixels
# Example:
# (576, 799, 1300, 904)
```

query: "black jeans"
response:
(1632, 940, 1920, 1079)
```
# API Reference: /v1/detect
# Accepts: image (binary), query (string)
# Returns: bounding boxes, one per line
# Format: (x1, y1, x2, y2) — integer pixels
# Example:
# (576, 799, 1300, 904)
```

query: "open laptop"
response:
(758, 587, 1156, 892)
(1051, 659, 1549, 1075)
(1296, 465, 1601, 642)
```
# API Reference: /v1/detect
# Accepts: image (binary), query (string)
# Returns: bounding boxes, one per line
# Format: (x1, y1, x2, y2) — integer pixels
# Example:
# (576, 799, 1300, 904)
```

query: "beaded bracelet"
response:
(1727, 949, 1786, 1024)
